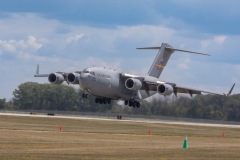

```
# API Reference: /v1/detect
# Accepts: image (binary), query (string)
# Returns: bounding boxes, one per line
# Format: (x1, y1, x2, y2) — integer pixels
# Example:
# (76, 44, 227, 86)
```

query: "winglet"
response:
(226, 83, 235, 96)
(36, 64, 39, 75)
(34, 64, 49, 77)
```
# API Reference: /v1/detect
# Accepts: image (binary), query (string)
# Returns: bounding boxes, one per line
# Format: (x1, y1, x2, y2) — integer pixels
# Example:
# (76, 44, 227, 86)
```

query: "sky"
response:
(0, 0, 240, 99)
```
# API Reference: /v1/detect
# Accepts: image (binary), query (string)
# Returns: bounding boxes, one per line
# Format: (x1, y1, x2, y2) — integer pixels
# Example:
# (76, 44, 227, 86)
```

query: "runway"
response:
(1, 111, 240, 160)
(1, 112, 240, 129)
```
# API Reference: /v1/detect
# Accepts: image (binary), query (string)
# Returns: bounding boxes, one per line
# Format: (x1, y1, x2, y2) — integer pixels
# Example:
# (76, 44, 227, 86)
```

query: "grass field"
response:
(0, 114, 240, 160)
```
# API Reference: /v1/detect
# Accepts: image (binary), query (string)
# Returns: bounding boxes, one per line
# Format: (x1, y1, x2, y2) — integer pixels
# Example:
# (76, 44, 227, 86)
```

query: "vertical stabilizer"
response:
(142, 43, 174, 78)
(137, 43, 209, 78)
(148, 43, 174, 78)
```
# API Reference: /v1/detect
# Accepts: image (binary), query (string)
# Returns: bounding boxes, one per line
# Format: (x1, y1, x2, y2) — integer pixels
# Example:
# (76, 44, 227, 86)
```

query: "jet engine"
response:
(48, 73, 64, 84)
(125, 78, 142, 91)
(67, 73, 80, 84)
(157, 83, 173, 96)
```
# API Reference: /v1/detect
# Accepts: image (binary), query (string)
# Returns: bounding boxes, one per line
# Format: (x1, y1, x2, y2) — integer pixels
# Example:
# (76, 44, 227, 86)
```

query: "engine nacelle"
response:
(67, 73, 80, 84)
(125, 78, 142, 91)
(48, 73, 64, 84)
(157, 83, 174, 96)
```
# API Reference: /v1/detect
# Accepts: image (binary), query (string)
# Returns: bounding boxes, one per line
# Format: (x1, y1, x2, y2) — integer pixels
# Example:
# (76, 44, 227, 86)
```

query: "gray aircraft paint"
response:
(34, 43, 234, 106)
(147, 43, 174, 78)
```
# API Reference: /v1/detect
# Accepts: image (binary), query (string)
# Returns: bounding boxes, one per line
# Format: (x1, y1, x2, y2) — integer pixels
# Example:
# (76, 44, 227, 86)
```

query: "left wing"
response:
(120, 73, 234, 97)
(175, 85, 222, 96)
(145, 81, 235, 97)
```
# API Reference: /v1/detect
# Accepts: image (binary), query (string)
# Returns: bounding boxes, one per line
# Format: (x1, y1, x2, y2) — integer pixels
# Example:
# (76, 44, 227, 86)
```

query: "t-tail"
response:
(137, 43, 209, 78)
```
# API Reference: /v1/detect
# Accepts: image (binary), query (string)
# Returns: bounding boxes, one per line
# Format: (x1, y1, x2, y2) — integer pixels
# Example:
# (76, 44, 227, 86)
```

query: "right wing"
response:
(34, 64, 49, 77)
(34, 64, 70, 84)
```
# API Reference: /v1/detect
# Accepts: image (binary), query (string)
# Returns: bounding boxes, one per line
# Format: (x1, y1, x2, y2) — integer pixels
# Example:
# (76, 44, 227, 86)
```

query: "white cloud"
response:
(27, 36, 43, 49)
(0, 40, 16, 53)
(0, 35, 42, 54)
(0, 35, 60, 62)
(177, 58, 191, 70)
(66, 34, 85, 43)
(214, 35, 227, 44)
(200, 35, 228, 49)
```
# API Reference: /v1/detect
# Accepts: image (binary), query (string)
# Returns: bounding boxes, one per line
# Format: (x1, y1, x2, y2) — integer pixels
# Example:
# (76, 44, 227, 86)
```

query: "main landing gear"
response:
(82, 93, 88, 99)
(95, 98, 111, 104)
(124, 100, 140, 108)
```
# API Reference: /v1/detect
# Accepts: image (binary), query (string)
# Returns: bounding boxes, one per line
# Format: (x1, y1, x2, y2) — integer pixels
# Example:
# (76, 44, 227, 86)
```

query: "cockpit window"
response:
(83, 69, 90, 73)
(90, 72, 95, 75)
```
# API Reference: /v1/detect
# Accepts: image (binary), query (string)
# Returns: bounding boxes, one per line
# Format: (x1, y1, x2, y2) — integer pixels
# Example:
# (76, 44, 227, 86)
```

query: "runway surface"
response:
(1, 112, 240, 129)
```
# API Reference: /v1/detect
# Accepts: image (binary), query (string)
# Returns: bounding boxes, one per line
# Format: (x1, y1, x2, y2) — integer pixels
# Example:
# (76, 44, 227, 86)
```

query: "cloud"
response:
(214, 35, 227, 44)
(177, 58, 191, 70)
(27, 36, 43, 49)
(0, 35, 60, 62)
(66, 34, 85, 43)
(200, 35, 228, 49)
(0, 35, 42, 54)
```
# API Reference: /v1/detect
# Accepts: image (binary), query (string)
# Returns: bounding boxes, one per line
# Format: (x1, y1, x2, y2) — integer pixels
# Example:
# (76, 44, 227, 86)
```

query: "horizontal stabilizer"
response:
(137, 46, 209, 56)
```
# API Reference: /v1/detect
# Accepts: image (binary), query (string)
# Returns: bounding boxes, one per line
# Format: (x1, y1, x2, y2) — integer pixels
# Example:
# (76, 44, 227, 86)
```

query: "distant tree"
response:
(12, 82, 80, 111)
(0, 98, 7, 109)
(10, 82, 240, 121)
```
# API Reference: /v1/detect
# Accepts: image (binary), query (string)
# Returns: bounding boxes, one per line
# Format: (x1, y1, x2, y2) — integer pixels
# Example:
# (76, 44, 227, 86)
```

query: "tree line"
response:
(1, 82, 240, 121)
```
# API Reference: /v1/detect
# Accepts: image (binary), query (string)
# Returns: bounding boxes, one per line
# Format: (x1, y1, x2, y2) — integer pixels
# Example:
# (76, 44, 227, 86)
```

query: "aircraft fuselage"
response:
(80, 67, 152, 100)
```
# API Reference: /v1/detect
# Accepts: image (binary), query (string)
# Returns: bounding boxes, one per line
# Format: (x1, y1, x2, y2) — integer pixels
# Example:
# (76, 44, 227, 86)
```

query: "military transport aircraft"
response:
(34, 43, 235, 108)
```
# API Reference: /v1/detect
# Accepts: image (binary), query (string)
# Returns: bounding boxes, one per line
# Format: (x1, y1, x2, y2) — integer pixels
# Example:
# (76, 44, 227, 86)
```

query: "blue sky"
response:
(0, 0, 240, 99)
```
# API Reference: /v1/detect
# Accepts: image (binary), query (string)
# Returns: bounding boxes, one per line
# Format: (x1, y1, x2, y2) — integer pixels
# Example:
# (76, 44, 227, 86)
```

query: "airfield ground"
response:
(0, 114, 240, 160)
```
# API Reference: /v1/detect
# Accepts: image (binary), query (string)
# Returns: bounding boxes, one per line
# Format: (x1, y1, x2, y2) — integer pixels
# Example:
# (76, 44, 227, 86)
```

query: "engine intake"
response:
(157, 83, 173, 96)
(125, 78, 142, 90)
(48, 73, 64, 84)
(67, 73, 80, 84)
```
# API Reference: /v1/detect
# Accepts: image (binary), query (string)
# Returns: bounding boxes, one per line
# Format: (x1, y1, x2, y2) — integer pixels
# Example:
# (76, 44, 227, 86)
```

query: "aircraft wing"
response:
(144, 81, 235, 97)
(174, 85, 222, 96)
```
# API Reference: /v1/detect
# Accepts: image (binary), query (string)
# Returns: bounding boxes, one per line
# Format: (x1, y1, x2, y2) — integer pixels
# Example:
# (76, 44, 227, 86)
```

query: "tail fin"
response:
(137, 43, 209, 78)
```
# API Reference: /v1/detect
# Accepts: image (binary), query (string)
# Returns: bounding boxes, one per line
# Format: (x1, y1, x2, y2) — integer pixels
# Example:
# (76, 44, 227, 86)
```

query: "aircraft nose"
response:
(79, 73, 88, 89)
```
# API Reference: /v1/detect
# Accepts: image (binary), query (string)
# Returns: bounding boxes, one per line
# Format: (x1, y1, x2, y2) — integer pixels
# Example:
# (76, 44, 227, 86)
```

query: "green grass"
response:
(0, 114, 240, 160)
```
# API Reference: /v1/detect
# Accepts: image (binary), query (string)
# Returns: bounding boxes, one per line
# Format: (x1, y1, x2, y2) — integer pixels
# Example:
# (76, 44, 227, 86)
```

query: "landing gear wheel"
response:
(103, 98, 107, 104)
(124, 100, 128, 105)
(136, 102, 140, 108)
(129, 101, 133, 107)
(132, 102, 135, 107)
(82, 94, 88, 99)
(99, 99, 103, 104)
(107, 99, 111, 104)
(95, 98, 99, 103)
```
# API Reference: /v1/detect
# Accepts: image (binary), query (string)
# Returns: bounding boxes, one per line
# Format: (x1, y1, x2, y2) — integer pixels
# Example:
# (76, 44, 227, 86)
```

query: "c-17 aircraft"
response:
(34, 43, 235, 108)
